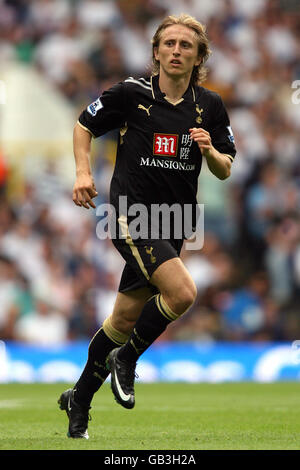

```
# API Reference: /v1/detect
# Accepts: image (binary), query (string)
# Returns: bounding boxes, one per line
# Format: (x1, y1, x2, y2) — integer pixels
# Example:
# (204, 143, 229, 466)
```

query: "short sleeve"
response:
(78, 82, 127, 138)
(209, 93, 236, 161)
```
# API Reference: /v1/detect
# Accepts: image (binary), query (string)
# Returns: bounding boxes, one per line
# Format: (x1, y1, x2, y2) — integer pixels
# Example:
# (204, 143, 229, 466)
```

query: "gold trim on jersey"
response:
(77, 120, 96, 138)
(150, 75, 155, 100)
(151, 75, 195, 105)
(191, 86, 196, 102)
(164, 96, 184, 106)
(120, 123, 128, 144)
(223, 153, 234, 162)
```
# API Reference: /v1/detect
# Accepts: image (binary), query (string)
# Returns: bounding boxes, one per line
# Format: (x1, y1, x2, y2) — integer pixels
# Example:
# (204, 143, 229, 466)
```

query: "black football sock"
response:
(74, 320, 129, 407)
(117, 294, 179, 363)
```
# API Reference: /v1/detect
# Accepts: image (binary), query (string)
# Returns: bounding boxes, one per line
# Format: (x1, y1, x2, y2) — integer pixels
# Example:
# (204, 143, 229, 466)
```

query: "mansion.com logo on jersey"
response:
(95, 196, 204, 250)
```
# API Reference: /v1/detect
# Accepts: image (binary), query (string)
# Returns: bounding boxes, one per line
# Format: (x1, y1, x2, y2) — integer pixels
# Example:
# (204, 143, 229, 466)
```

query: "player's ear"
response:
(153, 46, 160, 61)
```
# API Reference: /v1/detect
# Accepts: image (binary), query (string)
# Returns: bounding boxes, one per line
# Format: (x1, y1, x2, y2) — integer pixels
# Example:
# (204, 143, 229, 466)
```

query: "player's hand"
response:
(72, 174, 98, 209)
(189, 127, 213, 157)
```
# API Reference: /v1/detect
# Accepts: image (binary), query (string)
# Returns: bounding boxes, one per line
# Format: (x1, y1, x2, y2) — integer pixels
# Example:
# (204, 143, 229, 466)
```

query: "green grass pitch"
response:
(0, 382, 299, 450)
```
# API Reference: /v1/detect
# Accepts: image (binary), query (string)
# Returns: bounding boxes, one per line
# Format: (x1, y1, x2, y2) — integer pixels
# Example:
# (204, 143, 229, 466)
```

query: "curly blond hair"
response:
(151, 14, 211, 86)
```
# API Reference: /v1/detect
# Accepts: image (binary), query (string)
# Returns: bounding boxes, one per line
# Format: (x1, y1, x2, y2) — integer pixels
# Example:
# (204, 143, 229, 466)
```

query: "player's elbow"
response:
(218, 158, 232, 180)
(218, 167, 231, 180)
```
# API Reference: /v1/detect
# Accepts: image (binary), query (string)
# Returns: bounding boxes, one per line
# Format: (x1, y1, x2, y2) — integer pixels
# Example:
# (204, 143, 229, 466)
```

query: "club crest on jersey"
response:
(87, 98, 103, 116)
(195, 104, 203, 124)
(153, 133, 178, 157)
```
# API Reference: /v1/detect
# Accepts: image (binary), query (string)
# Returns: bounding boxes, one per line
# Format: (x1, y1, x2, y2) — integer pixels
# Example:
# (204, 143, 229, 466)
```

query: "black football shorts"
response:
(112, 236, 184, 293)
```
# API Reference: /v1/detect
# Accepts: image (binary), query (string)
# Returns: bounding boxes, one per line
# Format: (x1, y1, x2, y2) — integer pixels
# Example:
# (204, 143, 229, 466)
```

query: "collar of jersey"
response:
(151, 74, 195, 103)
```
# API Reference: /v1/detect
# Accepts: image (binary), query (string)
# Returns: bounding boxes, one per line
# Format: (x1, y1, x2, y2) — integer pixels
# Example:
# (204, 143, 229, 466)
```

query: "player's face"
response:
(154, 24, 202, 80)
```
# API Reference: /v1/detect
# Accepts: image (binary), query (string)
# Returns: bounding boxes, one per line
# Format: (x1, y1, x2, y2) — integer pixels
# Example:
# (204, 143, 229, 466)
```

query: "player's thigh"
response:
(110, 287, 153, 334)
(150, 257, 197, 314)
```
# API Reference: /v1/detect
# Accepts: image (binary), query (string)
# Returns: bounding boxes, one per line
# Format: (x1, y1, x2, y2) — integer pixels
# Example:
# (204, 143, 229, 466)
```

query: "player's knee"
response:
(110, 312, 136, 336)
(165, 280, 197, 316)
(116, 317, 136, 336)
(101, 315, 131, 347)
(177, 283, 197, 313)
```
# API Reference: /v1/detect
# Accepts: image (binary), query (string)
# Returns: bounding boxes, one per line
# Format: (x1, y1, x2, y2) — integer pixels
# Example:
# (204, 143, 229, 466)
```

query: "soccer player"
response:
(58, 14, 236, 439)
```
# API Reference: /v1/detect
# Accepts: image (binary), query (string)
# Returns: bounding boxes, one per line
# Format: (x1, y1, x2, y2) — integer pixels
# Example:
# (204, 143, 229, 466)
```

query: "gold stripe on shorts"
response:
(118, 215, 150, 280)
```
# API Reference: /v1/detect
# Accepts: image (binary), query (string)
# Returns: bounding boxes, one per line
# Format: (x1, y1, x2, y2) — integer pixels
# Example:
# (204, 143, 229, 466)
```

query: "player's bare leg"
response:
(110, 287, 154, 335)
(150, 257, 197, 314)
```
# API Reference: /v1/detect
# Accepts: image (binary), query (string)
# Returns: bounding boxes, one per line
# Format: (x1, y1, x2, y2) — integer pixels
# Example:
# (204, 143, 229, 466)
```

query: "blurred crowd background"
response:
(0, 0, 300, 346)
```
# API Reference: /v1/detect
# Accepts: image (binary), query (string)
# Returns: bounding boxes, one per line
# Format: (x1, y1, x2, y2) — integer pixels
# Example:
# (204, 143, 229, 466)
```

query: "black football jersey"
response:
(78, 75, 236, 237)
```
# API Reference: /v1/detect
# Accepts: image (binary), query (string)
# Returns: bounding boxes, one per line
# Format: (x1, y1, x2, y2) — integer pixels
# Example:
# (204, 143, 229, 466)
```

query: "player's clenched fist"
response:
(189, 127, 213, 157)
(72, 174, 98, 209)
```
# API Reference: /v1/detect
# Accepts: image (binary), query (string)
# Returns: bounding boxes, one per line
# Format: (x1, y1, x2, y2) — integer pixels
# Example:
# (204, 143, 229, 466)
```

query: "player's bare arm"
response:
(73, 123, 98, 209)
(189, 127, 231, 180)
